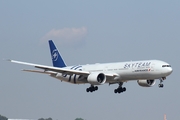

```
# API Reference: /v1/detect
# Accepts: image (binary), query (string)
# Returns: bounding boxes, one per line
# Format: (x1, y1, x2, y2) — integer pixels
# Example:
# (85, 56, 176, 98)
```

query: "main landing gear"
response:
(159, 77, 166, 88)
(86, 85, 98, 92)
(114, 82, 126, 94)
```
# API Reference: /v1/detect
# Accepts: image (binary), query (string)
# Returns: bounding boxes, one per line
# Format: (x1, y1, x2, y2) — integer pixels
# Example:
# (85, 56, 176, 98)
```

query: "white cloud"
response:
(41, 27, 87, 44)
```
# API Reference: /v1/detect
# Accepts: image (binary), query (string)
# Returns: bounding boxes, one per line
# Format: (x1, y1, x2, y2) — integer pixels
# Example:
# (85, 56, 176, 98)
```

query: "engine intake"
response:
(137, 79, 155, 87)
(87, 72, 106, 85)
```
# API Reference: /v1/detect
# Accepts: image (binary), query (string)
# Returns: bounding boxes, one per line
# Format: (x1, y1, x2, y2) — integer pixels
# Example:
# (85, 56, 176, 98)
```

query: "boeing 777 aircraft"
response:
(9, 40, 173, 94)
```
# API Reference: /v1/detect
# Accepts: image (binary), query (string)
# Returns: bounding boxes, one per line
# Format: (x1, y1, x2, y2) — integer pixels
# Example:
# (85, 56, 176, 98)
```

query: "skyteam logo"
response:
(52, 49, 59, 61)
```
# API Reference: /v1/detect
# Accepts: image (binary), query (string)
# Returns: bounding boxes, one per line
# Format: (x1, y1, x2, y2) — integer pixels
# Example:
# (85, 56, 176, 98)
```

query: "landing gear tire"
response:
(114, 87, 126, 94)
(159, 84, 164, 88)
(86, 85, 98, 93)
(117, 89, 122, 93)
(86, 88, 89, 92)
(114, 89, 118, 93)
(122, 87, 126, 92)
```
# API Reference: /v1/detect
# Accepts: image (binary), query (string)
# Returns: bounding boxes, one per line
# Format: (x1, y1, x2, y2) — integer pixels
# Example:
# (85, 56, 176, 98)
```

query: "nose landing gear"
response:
(159, 77, 166, 88)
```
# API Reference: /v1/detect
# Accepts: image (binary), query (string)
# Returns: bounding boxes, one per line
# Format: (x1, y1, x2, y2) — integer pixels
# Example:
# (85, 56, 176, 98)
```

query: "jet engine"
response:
(137, 79, 156, 87)
(87, 72, 106, 85)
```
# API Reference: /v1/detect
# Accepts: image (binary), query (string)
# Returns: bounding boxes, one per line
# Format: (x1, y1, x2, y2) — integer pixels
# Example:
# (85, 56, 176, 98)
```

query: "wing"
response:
(9, 60, 119, 78)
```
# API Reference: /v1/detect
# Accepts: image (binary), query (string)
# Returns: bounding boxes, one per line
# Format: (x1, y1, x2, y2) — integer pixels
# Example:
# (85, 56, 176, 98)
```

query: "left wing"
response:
(9, 60, 119, 77)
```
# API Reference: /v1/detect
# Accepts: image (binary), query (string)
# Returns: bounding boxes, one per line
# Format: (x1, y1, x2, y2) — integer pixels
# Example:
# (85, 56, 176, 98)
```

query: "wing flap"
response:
(22, 69, 56, 75)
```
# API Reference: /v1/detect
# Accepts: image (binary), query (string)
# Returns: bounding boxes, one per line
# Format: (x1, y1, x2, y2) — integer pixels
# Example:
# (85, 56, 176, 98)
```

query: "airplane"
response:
(8, 40, 173, 94)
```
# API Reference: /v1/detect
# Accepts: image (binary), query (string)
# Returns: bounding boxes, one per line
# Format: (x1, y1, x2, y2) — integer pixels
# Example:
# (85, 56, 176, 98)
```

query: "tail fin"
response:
(164, 114, 167, 120)
(48, 40, 66, 67)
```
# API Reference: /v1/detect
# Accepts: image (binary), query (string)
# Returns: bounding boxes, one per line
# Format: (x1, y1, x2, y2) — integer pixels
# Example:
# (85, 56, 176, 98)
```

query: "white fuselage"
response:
(51, 60, 172, 84)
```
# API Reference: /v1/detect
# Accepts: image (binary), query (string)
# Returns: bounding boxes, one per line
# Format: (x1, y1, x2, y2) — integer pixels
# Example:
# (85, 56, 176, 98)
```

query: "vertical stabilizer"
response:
(48, 40, 66, 67)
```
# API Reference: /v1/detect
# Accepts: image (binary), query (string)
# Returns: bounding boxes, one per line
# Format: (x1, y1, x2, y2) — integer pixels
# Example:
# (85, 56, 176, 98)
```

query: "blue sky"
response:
(0, 0, 180, 120)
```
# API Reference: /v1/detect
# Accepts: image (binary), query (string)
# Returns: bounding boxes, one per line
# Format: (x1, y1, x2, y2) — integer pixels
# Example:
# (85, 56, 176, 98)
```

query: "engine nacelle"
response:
(137, 79, 156, 87)
(87, 72, 106, 85)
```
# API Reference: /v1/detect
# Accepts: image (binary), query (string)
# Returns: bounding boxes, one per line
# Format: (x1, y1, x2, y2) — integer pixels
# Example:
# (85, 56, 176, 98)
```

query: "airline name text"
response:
(124, 62, 151, 68)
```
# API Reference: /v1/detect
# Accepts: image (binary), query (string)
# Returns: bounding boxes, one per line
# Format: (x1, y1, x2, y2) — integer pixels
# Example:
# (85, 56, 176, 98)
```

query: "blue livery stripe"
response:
(74, 74, 76, 84)
(69, 75, 72, 82)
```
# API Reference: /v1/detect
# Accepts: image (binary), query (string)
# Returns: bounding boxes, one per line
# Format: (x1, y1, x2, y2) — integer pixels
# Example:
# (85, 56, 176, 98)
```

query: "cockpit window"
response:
(162, 65, 171, 67)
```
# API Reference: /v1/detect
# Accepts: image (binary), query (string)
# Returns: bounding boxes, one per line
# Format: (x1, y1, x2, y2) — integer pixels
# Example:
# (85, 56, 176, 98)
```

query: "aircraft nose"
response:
(167, 67, 173, 75)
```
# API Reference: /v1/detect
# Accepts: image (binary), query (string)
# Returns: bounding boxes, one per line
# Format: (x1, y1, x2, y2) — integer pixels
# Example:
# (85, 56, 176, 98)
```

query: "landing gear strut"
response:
(86, 85, 98, 92)
(114, 82, 126, 94)
(159, 77, 166, 88)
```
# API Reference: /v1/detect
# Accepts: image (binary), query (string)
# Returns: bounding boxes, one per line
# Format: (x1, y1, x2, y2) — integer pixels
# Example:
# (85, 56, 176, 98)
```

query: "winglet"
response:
(48, 40, 67, 68)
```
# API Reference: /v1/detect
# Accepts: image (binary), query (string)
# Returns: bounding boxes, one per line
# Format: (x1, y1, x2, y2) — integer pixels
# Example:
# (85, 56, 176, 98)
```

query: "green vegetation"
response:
(0, 114, 8, 120)
(75, 118, 84, 120)
(0, 114, 84, 120)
